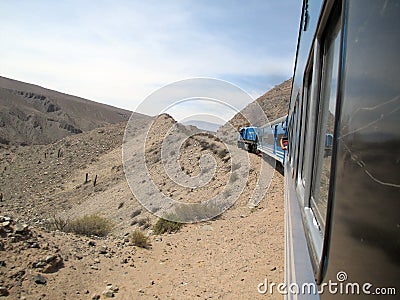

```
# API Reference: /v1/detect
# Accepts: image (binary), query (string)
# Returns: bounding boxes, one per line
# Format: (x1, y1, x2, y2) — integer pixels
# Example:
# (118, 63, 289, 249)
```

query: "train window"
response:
(289, 93, 300, 171)
(310, 8, 341, 229)
(298, 64, 313, 188)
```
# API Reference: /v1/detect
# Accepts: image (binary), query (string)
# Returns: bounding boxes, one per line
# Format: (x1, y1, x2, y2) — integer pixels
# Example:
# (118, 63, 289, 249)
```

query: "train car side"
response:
(257, 115, 288, 165)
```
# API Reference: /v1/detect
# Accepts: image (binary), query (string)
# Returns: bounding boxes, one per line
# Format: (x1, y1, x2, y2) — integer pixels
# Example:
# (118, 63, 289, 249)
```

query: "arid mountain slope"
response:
(0, 111, 284, 299)
(218, 78, 292, 142)
(0, 76, 135, 146)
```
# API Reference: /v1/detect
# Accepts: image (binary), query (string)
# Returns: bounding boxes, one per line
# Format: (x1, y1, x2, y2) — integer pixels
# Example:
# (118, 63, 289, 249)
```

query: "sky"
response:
(0, 0, 302, 122)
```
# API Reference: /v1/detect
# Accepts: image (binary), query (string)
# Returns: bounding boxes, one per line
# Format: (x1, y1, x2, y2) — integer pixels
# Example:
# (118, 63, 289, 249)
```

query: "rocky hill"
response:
(0, 77, 134, 147)
(218, 78, 292, 141)
(0, 111, 284, 299)
(0, 78, 288, 299)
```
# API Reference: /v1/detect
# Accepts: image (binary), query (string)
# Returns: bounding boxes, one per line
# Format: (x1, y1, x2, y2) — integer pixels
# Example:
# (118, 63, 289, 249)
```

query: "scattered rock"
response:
(0, 286, 9, 297)
(109, 285, 119, 292)
(34, 274, 47, 285)
(45, 255, 56, 263)
(121, 258, 128, 264)
(42, 255, 63, 273)
(14, 223, 28, 233)
(30, 242, 40, 248)
(33, 260, 47, 269)
(102, 284, 119, 298)
(1, 221, 10, 227)
(91, 294, 100, 300)
(99, 246, 107, 254)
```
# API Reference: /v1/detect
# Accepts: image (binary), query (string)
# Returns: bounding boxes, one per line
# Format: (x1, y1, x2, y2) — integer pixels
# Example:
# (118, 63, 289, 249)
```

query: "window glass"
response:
(299, 66, 313, 185)
(310, 14, 341, 229)
(290, 93, 300, 170)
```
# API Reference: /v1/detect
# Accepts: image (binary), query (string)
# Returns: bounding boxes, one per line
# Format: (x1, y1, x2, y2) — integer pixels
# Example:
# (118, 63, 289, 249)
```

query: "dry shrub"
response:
(173, 202, 220, 223)
(129, 230, 151, 248)
(153, 215, 182, 234)
(66, 214, 113, 237)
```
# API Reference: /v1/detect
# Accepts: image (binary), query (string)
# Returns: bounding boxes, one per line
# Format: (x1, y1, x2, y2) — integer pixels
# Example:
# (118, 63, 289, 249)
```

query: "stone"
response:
(102, 289, 114, 298)
(1, 221, 10, 227)
(42, 255, 63, 273)
(14, 223, 28, 233)
(45, 255, 56, 263)
(33, 261, 47, 268)
(99, 246, 107, 254)
(0, 286, 9, 296)
(91, 294, 100, 300)
(34, 274, 47, 284)
(31, 242, 40, 248)
(109, 285, 119, 292)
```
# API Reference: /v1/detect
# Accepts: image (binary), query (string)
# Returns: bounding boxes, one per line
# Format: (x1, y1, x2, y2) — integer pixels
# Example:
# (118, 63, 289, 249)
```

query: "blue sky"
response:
(0, 1, 302, 116)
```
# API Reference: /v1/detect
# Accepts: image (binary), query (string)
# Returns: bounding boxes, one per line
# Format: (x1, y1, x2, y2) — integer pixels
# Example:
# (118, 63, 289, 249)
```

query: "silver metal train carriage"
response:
(284, 0, 400, 299)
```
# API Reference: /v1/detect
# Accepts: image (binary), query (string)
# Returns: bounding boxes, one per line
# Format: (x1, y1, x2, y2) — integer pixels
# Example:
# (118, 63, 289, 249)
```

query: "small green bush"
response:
(153, 216, 182, 234)
(67, 214, 113, 237)
(129, 230, 151, 248)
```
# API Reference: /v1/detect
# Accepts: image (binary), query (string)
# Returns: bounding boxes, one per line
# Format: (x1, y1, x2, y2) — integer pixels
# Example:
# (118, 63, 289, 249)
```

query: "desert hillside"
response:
(218, 78, 292, 142)
(0, 79, 290, 299)
(0, 76, 135, 146)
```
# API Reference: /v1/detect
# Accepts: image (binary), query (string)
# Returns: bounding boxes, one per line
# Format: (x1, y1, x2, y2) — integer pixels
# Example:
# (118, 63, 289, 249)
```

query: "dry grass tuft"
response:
(129, 230, 151, 248)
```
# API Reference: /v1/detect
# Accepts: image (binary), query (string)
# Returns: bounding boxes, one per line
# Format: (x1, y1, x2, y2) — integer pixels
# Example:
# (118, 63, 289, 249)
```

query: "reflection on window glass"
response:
(310, 14, 341, 229)
(300, 67, 313, 185)
(291, 93, 300, 167)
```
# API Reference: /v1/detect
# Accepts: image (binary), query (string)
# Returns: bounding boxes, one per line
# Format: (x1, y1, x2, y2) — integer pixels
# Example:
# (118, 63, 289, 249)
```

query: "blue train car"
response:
(237, 126, 258, 153)
(257, 115, 288, 164)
